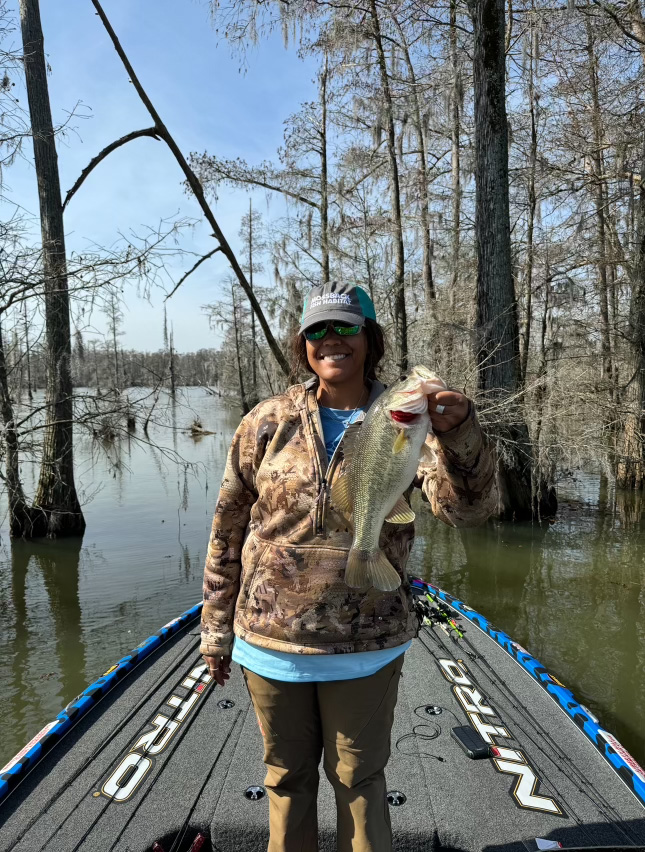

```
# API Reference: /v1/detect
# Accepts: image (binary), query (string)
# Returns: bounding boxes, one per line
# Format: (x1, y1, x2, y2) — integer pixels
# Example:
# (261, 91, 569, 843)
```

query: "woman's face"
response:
(305, 325, 368, 386)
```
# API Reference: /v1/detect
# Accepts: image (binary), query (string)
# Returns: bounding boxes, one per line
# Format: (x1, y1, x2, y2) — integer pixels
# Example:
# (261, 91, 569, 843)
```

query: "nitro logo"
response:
(439, 658, 563, 816)
(101, 662, 211, 803)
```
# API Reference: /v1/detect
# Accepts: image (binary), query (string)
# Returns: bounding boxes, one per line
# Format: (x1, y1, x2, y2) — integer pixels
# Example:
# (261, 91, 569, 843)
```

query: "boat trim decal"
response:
(0, 602, 203, 806)
(438, 655, 564, 815)
(100, 661, 211, 802)
(410, 576, 645, 809)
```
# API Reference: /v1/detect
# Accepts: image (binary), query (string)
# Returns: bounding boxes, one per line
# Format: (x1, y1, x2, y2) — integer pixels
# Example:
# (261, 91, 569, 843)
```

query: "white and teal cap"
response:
(299, 281, 377, 334)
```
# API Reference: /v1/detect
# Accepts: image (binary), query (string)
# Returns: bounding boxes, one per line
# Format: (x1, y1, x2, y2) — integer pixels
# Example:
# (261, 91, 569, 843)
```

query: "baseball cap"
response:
(298, 281, 376, 334)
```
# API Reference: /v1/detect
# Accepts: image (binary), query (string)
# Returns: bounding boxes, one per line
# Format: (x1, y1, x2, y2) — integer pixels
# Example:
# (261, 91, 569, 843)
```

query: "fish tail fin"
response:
(345, 548, 401, 592)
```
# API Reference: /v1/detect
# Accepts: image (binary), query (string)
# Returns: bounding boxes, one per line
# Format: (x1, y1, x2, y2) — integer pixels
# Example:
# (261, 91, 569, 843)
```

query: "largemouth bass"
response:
(331, 366, 446, 592)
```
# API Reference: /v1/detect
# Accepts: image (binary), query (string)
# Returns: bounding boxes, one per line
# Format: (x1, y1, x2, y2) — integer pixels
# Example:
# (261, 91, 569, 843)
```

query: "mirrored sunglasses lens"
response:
(305, 324, 328, 340)
(334, 324, 361, 336)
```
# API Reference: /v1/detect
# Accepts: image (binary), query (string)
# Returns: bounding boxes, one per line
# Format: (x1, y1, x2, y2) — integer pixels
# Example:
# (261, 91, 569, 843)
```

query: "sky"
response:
(3, 0, 317, 352)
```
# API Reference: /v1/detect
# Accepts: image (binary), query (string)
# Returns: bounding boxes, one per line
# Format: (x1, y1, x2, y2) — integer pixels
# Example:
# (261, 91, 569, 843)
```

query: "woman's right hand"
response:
(203, 654, 232, 687)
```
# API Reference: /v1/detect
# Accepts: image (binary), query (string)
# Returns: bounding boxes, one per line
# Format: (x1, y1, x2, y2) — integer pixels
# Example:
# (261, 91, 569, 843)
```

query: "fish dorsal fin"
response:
(341, 422, 362, 467)
(385, 496, 415, 524)
(330, 475, 353, 518)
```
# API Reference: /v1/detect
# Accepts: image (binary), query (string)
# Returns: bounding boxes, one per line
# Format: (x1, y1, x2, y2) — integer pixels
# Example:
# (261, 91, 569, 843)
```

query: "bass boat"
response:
(1, 577, 644, 852)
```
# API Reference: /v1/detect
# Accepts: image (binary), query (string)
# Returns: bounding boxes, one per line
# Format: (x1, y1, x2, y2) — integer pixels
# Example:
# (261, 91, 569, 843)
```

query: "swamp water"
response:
(0, 388, 643, 771)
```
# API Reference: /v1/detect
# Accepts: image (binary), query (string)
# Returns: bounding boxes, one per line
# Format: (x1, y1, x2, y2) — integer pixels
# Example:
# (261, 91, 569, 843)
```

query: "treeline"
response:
(4, 341, 222, 395)
(197, 0, 645, 514)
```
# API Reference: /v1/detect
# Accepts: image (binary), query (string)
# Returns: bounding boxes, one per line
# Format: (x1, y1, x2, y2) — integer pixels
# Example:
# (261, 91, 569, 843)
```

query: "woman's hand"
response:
(203, 654, 232, 687)
(428, 389, 470, 434)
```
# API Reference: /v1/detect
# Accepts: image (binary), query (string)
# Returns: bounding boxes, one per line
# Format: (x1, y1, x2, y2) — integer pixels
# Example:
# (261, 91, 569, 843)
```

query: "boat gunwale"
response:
(409, 575, 645, 811)
(0, 602, 203, 807)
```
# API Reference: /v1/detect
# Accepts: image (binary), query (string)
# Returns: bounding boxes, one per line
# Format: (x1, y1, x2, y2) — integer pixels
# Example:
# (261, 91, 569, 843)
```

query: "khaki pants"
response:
(242, 656, 403, 852)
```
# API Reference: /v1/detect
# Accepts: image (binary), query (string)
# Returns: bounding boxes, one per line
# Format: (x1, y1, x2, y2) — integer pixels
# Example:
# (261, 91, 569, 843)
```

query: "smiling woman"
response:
(200, 280, 497, 852)
(290, 312, 385, 392)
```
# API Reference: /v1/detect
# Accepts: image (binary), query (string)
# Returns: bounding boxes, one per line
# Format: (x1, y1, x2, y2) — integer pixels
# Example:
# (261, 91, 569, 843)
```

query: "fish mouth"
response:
(391, 410, 421, 424)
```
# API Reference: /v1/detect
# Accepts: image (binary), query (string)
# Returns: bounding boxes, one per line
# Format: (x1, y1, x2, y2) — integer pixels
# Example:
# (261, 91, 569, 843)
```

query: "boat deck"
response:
(1, 596, 645, 852)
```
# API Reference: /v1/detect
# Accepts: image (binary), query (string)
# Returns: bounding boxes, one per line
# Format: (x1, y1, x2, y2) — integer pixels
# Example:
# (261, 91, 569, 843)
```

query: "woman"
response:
(201, 281, 497, 852)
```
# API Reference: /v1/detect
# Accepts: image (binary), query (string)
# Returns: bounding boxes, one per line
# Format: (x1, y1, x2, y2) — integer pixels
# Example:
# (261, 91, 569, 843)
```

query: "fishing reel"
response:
(412, 591, 464, 640)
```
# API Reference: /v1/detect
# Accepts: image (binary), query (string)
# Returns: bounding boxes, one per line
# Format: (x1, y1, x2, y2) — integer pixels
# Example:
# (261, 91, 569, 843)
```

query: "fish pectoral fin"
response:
(341, 422, 362, 466)
(385, 496, 415, 524)
(330, 476, 353, 518)
(419, 442, 435, 465)
(345, 548, 401, 592)
(392, 429, 408, 454)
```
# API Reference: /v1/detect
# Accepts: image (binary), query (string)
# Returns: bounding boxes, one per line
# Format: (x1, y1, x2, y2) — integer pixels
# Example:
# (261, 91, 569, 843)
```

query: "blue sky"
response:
(3, 0, 317, 351)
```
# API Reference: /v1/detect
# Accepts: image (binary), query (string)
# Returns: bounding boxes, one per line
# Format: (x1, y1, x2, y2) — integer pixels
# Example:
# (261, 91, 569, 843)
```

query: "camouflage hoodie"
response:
(200, 379, 497, 658)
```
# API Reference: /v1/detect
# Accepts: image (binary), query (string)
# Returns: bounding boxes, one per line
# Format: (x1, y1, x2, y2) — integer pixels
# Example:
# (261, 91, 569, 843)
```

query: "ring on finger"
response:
(435, 404, 446, 415)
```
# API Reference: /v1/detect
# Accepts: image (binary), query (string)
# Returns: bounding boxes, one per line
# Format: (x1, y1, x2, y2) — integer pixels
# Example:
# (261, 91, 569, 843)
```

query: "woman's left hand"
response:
(428, 389, 470, 433)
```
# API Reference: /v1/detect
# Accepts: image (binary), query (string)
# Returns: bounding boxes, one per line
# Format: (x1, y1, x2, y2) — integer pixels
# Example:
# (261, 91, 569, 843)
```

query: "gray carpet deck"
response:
(1, 612, 644, 852)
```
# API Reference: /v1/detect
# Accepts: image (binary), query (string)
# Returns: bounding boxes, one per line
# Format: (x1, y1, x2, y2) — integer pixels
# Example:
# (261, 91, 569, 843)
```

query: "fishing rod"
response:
(416, 603, 640, 846)
(415, 591, 467, 642)
(415, 626, 602, 846)
(422, 588, 619, 824)
(451, 631, 640, 845)
(29, 638, 203, 852)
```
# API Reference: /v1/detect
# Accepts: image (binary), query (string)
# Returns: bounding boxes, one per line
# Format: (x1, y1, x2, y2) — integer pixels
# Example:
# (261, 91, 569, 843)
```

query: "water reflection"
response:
(3, 537, 85, 756)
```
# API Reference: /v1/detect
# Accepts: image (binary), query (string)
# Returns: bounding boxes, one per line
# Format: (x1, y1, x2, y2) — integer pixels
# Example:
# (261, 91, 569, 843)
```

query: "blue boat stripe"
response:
(410, 577, 645, 809)
(0, 602, 203, 806)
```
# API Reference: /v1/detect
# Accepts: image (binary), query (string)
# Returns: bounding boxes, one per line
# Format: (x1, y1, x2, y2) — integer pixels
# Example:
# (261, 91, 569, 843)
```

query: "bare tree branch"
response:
(165, 247, 222, 301)
(62, 127, 161, 211)
(90, 0, 290, 376)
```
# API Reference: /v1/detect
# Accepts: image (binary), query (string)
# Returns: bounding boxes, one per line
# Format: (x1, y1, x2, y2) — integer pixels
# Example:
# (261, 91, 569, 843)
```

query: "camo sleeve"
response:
(416, 402, 498, 527)
(200, 414, 259, 658)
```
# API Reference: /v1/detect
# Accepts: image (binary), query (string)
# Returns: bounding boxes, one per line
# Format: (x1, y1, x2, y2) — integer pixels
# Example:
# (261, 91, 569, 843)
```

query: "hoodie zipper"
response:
(302, 393, 326, 536)
(305, 383, 376, 536)
(318, 442, 344, 535)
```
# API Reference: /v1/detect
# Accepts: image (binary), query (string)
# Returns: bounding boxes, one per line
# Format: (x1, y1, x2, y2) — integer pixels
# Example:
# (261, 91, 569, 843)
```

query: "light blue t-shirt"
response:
(232, 637, 411, 682)
(319, 405, 364, 459)
(231, 404, 410, 682)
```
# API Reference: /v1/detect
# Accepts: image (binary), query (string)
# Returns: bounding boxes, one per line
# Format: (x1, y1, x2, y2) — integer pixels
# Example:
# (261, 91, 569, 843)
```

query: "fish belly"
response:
(351, 420, 427, 551)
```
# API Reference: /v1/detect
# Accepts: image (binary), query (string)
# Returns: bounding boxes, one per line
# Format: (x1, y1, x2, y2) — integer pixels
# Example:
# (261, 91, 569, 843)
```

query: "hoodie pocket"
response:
(238, 534, 270, 614)
(240, 539, 408, 645)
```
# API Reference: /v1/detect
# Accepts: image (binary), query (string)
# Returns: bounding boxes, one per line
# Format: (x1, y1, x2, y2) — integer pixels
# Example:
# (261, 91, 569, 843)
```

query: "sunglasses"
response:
(304, 321, 362, 341)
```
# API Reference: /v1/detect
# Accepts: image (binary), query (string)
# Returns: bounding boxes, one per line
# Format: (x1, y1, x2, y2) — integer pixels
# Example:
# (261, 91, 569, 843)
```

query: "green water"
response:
(1, 388, 643, 773)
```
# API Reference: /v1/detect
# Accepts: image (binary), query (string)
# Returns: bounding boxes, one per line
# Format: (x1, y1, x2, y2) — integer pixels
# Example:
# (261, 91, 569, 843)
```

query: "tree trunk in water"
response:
(468, 0, 555, 519)
(232, 286, 250, 416)
(533, 275, 549, 449)
(585, 19, 614, 405)
(520, 26, 537, 387)
(319, 54, 330, 286)
(19, 0, 85, 537)
(617, 135, 645, 489)
(369, 0, 407, 374)
(446, 0, 462, 377)
(0, 321, 37, 536)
